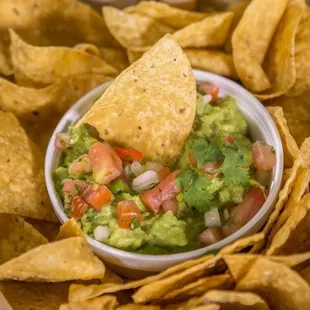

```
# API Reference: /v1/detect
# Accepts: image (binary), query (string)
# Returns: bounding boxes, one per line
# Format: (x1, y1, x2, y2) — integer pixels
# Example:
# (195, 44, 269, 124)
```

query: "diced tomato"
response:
(188, 151, 197, 168)
(158, 167, 171, 181)
(231, 187, 266, 227)
(71, 196, 89, 218)
(69, 154, 92, 176)
(117, 200, 142, 229)
(114, 147, 144, 162)
(222, 223, 240, 237)
(199, 227, 223, 246)
(198, 84, 220, 102)
(140, 170, 181, 213)
(252, 141, 276, 171)
(88, 142, 123, 185)
(55, 133, 69, 152)
(223, 135, 234, 144)
(63, 180, 90, 196)
(83, 184, 113, 211)
(162, 198, 178, 214)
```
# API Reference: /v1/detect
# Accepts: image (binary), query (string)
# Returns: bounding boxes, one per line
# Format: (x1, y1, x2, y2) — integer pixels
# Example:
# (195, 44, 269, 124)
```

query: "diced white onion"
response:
(204, 208, 221, 227)
(145, 161, 164, 172)
(132, 170, 160, 193)
(202, 94, 212, 104)
(224, 209, 230, 221)
(94, 226, 110, 242)
(123, 164, 132, 178)
(131, 160, 144, 176)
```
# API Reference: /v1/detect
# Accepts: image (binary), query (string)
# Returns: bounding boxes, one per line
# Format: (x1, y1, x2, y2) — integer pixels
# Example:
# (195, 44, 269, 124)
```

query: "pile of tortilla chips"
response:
(1, 0, 310, 309)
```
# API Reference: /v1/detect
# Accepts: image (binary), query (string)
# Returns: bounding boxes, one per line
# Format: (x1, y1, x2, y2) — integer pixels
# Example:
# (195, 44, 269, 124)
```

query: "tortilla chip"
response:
(57, 218, 86, 240)
(126, 1, 208, 29)
(0, 291, 12, 310)
(266, 194, 310, 255)
(184, 49, 238, 79)
(300, 266, 310, 285)
(9, 30, 117, 87)
(160, 275, 233, 303)
(69, 255, 215, 302)
(0, 111, 56, 221)
(250, 157, 303, 253)
(0, 33, 12, 76)
(255, 0, 305, 101)
(232, 0, 288, 92)
(73, 43, 100, 56)
(300, 137, 310, 166)
(77, 35, 196, 167)
(132, 255, 224, 304)
(0, 0, 119, 47)
(0, 214, 48, 264)
(191, 306, 220, 310)
(0, 237, 105, 282)
(0, 281, 70, 310)
(267, 106, 300, 167)
(236, 257, 310, 310)
(203, 290, 270, 310)
(26, 219, 61, 242)
(60, 295, 118, 310)
(224, 0, 251, 53)
(173, 13, 234, 48)
(98, 48, 129, 73)
(117, 305, 159, 310)
(102, 268, 123, 285)
(287, 8, 310, 96)
(103, 7, 173, 52)
(127, 50, 144, 64)
(219, 233, 265, 255)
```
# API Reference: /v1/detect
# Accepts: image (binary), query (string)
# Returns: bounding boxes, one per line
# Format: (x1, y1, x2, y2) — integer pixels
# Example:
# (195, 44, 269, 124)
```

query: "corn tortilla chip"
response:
(26, 219, 60, 242)
(203, 290, 270, 310)
(0, 0, 119, 47)
(117, 305, 159, 310)
(0, 33, 12, 76)
(173, 13, 234, 48)
(266, 194, 310, 255)
(300, 137, 310, 166)
(103, 7, 173, 52)
(0, 291, 12, 310)
(73, 43, 100, 57)
(77, 35, 196, 167)
(191, 306, 220, 310)
(0, 111, 56, 221)
(267, 106, 300, 167)
(98, 48, 129, 73)
(236, 258, 310, 310)
(0, 237, 105, 282)
(160, 275, 233, 303)
(69, 255, 214, 302)
(300, 266, 310, 285)
(219, 233, 265, 255)
(0, 214, 48, 264)
(287, 8, 310, 96)
(232, 0, 288, 92)
(126, 1, 208, 29)
(127, 50, 144, 64)
(9, 30, 117, 87)
(57, 218, 86, 240)
(250, 157, 303, 253)
(60, 295, 118, 310)
(184, 49, 238, 79)
(255, 0, 305, 101)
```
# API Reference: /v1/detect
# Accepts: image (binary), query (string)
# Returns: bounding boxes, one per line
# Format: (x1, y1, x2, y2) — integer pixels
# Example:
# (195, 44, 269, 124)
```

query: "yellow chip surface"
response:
(60, 295, 118, 310)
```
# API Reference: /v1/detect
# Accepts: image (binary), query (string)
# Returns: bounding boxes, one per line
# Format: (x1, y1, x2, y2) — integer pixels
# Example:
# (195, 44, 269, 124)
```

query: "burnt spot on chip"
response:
(41, 201, 44, 206)
(173, 58, 177, 62)
(183, 73, 187, 77)
(12, 8, 19, 15)
(6, 159, 10, 163)
(179, 108, 185, 114)
(32, 111, 39, 116)
(104, 129, 109, 135)
(138, 126, 142, 130)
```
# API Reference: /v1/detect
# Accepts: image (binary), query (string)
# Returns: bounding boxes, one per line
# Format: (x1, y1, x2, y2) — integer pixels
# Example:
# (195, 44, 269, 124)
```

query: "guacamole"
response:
(53, 83, 276, 254)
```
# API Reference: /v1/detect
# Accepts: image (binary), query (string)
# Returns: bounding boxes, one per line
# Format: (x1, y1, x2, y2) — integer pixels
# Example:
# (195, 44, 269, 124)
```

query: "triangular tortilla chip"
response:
(0, 111, 56, 221)
(0, 33, 12, 76)
(117, 305, 160, 310)
(9, 30, 117, 87)
(77, 35, 196, 167)
(0, 214, 48, 264)
(103, 7, 173, 52)
(60, 295, 118, 310)
(57, 218, 86, 240)
(173, 13, 234, 48)
(98, 48, 129, 73)
(0, 237, 105, 282)
(126, 1, 208, 29)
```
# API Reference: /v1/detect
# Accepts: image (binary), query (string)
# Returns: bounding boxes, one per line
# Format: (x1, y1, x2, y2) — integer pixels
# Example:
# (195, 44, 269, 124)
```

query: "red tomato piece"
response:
(198, 84, 220, 102)
(158, 167, 171, 181)
(63, 180, 90, 196)
(199, 227, 223, 246)
(252, 141, 276, 171)
(231, 187, 266, 227)
(83, 184, 113, 211)
(71, 196, 89, 218)
(222, 223, 240, 237)
(223, 135, 234, 144)
(88, 142, 123, 185)
(140, 170, 181, 214)
(162, 198, 178, 214)
(113, 147, 144, 162)
(117, 200, 142, 229)
(55, 133, 69, 152)
(188, 151, 197, 168)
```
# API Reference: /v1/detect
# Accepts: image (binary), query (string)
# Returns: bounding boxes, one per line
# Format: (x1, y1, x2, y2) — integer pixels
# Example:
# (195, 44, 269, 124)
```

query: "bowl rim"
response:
(45, 69, 284, 262)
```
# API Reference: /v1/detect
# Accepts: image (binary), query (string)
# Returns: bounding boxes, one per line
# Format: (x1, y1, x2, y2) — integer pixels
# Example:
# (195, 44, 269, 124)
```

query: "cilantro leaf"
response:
(177, 170, 214, 212)
(192, 137, 223, 168)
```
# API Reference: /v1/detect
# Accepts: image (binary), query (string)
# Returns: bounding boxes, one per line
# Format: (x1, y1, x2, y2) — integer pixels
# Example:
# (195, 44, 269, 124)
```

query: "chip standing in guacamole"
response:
(53, 83, 276, 255)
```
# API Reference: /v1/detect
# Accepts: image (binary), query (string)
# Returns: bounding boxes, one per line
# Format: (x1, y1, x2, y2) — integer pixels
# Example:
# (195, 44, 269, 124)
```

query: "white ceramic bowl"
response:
(45, 70, 283, 278)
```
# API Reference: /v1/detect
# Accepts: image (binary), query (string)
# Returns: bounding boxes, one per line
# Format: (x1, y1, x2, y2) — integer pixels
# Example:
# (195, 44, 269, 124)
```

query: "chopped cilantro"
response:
(130, 217, 141, 230)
